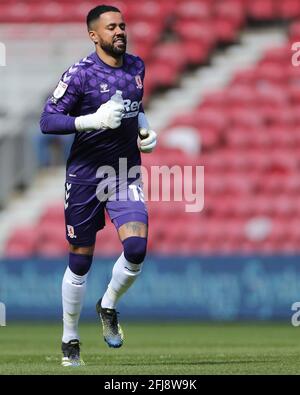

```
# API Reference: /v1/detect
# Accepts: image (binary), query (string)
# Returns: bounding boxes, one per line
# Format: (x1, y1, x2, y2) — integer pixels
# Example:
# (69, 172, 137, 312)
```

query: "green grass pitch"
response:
(0, 322, 299, 375)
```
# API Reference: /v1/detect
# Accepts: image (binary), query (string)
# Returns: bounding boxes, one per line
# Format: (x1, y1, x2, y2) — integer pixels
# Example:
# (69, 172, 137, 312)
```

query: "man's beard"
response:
(100, 37, 127, 58)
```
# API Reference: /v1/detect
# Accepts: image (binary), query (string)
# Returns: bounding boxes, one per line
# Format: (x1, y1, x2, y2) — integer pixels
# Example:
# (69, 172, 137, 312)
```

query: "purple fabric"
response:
(40, 51, 145, 186)
(112, 212, 148, 230)
(64, 182, 148, 247)
(40, 113, 77, 135)
(122, 236, 147, 264)
(69, 252, 93, 275)
(64, 182, 105, 247)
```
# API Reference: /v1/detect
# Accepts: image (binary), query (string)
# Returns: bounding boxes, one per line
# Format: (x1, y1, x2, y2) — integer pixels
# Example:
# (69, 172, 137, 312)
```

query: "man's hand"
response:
(75, 100, 124, 131)
(95, 100, 124, 129)
(138, 128, 157, 153)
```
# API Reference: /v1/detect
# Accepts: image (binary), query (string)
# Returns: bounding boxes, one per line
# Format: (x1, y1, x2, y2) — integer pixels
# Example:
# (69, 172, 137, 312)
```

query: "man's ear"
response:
(89, 31, 98, 45)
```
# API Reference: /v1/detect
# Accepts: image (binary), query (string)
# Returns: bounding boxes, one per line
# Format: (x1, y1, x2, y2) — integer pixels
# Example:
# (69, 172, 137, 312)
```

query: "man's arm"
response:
(40, 68, 84, 135)
(41, 101, 124, 135)
(136, 61, 157, 153)
(40, 67, 124, 135)
(40, 113, 77, 135)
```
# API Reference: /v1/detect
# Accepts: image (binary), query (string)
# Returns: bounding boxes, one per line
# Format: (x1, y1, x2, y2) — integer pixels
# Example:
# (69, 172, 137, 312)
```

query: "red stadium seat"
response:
(39, 202, 64, 223)
(288, 85, 300, 104)
(228, 108, 263, 130)
(175, 1, 212, 21)
(129, 20, 162, 45)
(4, 8, 300, 257)
(173, 20, 216, 48)
(225, 85, 257, 106)
(145, 61, 180, 89)
(289, 20, 300, 42)
(0, 2, 32, 23)
(5, 243, 35, 258)
(214, 1, 246, 28)
(261, 45, 292, 66)
(247, 0, 276, 20)
(266, 126, 296, 147)
(255, 64, 288, 85)
(182, 39, 213, 65)
(4, 226, 38, 258)
(63, 2, 97, 23)
(231, 68, 257, 85)
(256, 84, 288, 106)
(36, 239, 68, 257)
(278, 0, 300, 19)
(283, 173, 300, 193)
(94, 241, 122, 257)
(31, 2, 67, 23)
(226, 127, 271, 149)
(151, 42, 188, 72)
(200, 91, 226, 109)
(38, 221, 66, 244)
(213, 18, 240, 43)
(127, 1, 171, 23)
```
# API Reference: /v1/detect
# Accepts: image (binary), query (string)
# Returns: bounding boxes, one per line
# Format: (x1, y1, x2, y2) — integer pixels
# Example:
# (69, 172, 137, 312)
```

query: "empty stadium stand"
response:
(2, 0, 300, 257)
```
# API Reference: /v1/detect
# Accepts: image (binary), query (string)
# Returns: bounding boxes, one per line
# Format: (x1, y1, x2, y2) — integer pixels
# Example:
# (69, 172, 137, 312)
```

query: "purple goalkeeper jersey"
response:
(40, 52, 145, 185)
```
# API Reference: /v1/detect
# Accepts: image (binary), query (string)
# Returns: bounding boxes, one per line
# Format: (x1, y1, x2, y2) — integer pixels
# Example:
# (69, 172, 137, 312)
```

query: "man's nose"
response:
(115, 26, 125, 35)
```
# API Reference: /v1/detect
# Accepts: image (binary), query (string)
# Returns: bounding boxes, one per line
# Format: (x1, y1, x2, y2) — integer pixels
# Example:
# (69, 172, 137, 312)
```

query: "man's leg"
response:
(101, 222, 147, 309)
(62, 245, 94, 343)
(62, 181, 105, 365)
(96, 219, 148, 348)
(61, 244, 94, 366)
(97, 180, 149, 348)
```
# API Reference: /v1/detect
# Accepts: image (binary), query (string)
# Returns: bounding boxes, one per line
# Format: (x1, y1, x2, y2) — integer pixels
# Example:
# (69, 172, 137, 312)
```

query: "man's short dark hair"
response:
(87, 5, 121, 30)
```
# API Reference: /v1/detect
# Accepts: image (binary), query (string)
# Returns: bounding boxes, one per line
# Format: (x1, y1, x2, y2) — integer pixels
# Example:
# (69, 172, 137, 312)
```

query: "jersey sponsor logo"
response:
(100, 83, 110, 93)
(53, 80, 68, 99)
(123, 99, 142, 118)
(67, 225, 77, 239)
(135, 75, 143, 89)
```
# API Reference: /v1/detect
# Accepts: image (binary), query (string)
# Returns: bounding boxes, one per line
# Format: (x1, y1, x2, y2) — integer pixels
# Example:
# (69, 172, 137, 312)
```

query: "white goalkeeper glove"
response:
(138, 128, 157, 153)
(75, 100, 124, 131)
(137, 112, 157, 153)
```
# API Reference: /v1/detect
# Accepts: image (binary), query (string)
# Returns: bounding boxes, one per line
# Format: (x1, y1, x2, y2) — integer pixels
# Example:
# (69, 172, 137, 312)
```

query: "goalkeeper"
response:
(40, 4, 157, 367)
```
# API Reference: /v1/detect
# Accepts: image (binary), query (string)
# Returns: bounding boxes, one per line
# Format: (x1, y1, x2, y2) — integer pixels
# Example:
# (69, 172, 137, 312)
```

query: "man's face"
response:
(89, 12, 127, 58)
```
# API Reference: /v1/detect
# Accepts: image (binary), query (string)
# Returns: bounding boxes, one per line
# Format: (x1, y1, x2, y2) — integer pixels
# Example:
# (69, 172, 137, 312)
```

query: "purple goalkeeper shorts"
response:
(64, 180, 148, 246)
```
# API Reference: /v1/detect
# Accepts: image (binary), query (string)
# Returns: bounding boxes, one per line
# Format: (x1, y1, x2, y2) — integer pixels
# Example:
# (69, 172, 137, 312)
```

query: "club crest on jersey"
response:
(67, 225, 77, 239)
(53, 80, 68, 99)
(100, 83, 110, 93)
(135, 75, 143, 89)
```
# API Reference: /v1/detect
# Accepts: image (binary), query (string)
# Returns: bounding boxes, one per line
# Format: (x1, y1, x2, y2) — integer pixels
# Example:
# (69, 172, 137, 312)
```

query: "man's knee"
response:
(69, 244, 95, 256)
(68, 244, 94, 276)
(122, 236, 147, 264)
